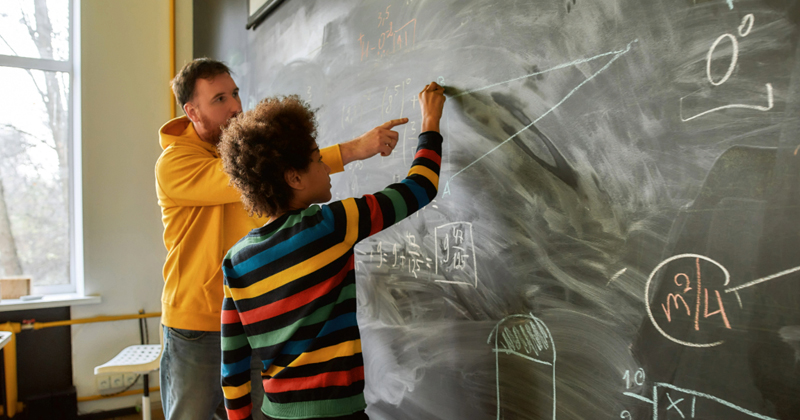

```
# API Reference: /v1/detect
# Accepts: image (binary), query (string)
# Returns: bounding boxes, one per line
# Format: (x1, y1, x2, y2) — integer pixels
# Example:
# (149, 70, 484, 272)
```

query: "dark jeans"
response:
(160, 326, 268, 420)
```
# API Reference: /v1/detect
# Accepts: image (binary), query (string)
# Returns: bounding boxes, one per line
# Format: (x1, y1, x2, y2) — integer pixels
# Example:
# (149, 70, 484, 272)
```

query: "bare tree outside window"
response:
(0, 0, 72, 288)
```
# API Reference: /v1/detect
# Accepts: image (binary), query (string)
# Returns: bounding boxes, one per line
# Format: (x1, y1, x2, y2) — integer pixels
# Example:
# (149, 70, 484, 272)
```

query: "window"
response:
(0, 0, 81, 295)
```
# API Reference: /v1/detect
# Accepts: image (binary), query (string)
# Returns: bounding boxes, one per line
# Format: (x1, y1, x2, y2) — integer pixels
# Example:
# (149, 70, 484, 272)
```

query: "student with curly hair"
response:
(156, 58, 406, 420)
(219, 82, 446, 420)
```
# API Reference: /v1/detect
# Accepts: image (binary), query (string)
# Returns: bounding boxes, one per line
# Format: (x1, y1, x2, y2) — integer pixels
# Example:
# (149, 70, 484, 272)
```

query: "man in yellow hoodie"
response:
(156, 58, 405, 420)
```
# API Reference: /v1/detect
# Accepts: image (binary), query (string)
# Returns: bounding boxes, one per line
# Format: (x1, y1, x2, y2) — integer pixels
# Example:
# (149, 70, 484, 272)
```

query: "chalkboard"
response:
(194, 0, 800, 418)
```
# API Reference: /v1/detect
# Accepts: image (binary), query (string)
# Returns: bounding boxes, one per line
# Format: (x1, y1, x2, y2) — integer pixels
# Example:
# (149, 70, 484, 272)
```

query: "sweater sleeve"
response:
(320, 144, 344, 174)
(221, 283, 254, 420)
(155, 147, 243, 206)
(341, 131, 442, 243)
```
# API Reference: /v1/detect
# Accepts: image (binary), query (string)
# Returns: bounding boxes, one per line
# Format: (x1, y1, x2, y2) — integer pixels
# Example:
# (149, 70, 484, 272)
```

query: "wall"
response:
(72, 0, 192, 414)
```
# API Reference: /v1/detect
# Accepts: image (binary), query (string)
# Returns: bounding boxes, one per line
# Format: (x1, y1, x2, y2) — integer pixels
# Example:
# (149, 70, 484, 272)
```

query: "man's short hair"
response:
(220, 95, 318, 217)
(171, 58, 232, 108)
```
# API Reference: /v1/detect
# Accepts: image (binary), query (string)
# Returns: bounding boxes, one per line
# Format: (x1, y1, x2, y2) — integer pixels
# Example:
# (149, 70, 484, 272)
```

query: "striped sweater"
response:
(221, 131, 442, 420)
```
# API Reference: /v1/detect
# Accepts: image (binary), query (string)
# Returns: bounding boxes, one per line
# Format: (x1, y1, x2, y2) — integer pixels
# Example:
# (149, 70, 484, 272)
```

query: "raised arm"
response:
(335, 82, 446, 242)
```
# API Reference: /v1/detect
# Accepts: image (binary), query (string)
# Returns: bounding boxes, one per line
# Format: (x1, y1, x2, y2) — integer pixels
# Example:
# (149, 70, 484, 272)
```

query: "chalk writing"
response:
(488, 314, 557, 420)
(364, 234, 434, 278)
(646, 254, 800, 348)
(341, 78, 421, 166)
(623, 368, 646, 389)
(659, 257, 732, 331)
(434, 222, 478, 287)
(707, 33, 738, 86)
(680, 14, 773, 121)
(622, 383, 778, 420)
(644, 254, 731, 348)
(358, 4, 417, 62)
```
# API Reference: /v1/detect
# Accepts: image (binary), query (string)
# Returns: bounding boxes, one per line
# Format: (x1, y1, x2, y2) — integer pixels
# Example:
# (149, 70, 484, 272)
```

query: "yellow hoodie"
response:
(155, 116, 344, 331)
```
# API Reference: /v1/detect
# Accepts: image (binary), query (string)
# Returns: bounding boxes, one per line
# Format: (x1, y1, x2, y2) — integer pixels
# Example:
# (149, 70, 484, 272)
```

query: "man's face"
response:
(185, 72, 242, 145)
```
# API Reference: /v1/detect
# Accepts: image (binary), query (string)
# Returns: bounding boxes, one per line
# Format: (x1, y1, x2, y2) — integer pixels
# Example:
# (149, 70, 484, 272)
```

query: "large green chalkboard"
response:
(195, 0, 800, 418)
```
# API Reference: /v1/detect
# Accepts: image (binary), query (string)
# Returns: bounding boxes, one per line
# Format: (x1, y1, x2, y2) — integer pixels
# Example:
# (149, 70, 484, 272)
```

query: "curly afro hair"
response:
(219, 95, 318, 217)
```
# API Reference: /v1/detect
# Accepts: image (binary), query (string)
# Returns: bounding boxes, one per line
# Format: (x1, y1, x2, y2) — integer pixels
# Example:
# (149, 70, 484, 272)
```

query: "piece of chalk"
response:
(20, 295, 43, 301)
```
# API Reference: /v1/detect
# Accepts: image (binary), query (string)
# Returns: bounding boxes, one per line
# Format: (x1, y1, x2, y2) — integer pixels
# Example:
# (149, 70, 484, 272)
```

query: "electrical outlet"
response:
(110, 373, 124, 388)
(124, 373, 137, 387)
(96, 375, 110, 391)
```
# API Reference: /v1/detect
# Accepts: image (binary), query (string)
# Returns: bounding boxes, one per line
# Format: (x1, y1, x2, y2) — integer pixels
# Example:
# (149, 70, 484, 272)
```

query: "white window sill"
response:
(0, 294, 102, 312)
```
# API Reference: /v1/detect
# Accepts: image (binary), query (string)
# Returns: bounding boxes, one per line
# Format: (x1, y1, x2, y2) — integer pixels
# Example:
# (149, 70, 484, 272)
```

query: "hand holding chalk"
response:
(419, 82, 446, 133)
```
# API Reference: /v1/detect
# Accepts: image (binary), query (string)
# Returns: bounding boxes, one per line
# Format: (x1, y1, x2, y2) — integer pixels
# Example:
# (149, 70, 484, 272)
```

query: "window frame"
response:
(0, 0, 82, 296)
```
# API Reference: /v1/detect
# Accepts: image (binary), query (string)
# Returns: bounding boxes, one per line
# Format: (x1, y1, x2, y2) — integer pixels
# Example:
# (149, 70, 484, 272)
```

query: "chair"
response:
(94, 324, 163, 420)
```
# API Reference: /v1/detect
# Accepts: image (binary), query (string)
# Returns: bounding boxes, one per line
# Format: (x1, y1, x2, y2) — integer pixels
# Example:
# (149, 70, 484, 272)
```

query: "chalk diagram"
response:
(679, 14, 774, 123)
(622, 382, 779, 420)
(644, 253, 800, 348)
(488, 314, 557, 420)
(621, 253, 800, 419)
(444, 38, 639, 195)
(434, 222, 478, 287)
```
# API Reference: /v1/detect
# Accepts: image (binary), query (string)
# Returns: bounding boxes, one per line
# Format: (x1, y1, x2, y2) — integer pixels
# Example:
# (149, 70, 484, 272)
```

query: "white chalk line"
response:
(492, 348, 553, 366)
(680, 83, 773, 122)
(452, 48, 626, 98)
(623, 392, 654, 404)
(446, 39, 638, 189)
(435, 279, 473, 285)
(607, 267, 628, 286)
(665, 393, 686, 417)
(655, 383, 778, 420)
(725, 264, 800, 293)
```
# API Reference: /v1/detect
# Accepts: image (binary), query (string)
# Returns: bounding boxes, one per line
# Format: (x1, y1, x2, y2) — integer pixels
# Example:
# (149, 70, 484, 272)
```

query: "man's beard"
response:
(200, 114, 225, 145)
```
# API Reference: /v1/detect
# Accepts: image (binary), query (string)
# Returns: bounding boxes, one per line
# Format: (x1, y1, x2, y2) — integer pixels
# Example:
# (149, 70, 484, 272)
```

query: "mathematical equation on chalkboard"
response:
(358, 5, 417, 62)
(357, 219, 478, 287)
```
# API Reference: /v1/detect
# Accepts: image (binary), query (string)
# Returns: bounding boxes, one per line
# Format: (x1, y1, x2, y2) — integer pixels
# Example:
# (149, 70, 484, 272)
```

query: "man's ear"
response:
(184, 102, 198, 123)
(284, 168, 305, 191)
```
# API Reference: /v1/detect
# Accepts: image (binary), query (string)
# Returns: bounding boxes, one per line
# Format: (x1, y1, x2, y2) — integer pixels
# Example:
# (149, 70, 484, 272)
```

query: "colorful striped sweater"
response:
(221, 131, 443, 420)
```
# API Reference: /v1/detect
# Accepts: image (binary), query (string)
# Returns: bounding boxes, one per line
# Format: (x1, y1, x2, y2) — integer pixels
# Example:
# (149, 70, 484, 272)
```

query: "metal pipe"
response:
(0, 322, 22, 418)
(169, 0, 176, 119)
(29, 312, 161, 330)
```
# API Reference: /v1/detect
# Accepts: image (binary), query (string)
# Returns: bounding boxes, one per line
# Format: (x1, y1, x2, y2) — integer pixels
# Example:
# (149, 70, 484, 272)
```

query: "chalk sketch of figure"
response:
(488, 314, 556, 419)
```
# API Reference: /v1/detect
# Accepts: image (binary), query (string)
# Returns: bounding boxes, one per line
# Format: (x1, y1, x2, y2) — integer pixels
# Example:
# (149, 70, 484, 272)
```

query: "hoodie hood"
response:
(158, 116, 216, 154)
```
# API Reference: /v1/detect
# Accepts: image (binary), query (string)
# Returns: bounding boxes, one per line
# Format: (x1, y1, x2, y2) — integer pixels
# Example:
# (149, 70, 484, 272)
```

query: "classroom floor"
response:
(114, 404, 227, 420)
(116, 411, 164, 420)
(116, 409, 165, 420)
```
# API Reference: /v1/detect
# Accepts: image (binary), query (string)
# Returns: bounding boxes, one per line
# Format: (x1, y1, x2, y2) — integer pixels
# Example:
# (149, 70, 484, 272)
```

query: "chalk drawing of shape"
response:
(625, 383, 778, 420)
(679, 83, 773, 122)
(488, 314, 557, 420)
